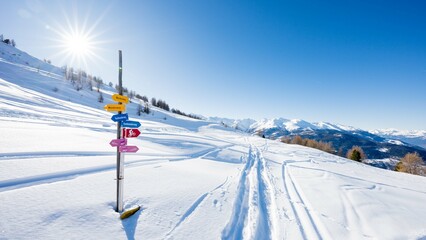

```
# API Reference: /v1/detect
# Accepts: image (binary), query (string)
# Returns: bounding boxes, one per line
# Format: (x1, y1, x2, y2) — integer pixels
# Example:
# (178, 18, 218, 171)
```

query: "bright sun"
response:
(64, 33, 91, 57)
(50, 20, 102, 69)
(48, 10, 109, 70)
(62, 29, 95, 59)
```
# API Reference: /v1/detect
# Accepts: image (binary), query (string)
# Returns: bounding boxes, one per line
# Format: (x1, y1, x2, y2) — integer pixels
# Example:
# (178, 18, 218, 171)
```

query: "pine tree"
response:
(346, 146, 366, 162)
(86, 75, 92, 90)
(151, 98, 157, 107)
(137, 103, 143, 116)
(96, 78, 102, 92)
(98, 92, 104, 103)
(143, 102, 150, 114)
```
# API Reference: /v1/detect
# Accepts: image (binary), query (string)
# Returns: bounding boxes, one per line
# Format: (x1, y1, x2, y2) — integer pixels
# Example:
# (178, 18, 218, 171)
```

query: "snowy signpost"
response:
(112, 94, 129, 104)
(109, 138, 127, 147)
(122, 128, 141, 138)
(104, 50, 141, 214)
(122, 120, 141, 128)
(111, 113, 128, 122)
(119, 145, 139, 153)
(104, 104, 126, 112)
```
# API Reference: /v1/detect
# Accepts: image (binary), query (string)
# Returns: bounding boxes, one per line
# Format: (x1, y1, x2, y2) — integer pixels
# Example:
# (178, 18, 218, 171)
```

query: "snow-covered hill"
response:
(1, 43, 426, 239)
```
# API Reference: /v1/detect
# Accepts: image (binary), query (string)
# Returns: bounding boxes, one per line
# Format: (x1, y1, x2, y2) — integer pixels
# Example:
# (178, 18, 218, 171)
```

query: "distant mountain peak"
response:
(209, 116, 426, 160)
(370, 128, 426, 149)
(371, 128, 426, 138)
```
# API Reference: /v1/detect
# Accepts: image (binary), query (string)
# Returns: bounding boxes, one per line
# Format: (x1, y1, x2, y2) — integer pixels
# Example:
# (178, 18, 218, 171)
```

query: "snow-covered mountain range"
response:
(209, 116, 426, 162)
(1, 42, 426, 239)
(211, 117, 360, 133)
(370, 129, 426, 149)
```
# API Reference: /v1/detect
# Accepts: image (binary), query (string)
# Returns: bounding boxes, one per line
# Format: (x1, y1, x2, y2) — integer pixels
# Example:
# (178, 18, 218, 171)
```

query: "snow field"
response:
(1, 44, 426, 239)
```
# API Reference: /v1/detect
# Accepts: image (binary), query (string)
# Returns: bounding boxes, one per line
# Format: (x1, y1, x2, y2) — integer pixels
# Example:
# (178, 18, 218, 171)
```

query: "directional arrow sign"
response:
(122, 121, 141, 128)
(119, 145, 139, 153)
(111, 113, 129, 122)
(104, 104, 126, 112)
(112, 94, 129, 104)
(122, 128, 141, 138)
(110, 138, 127, 147)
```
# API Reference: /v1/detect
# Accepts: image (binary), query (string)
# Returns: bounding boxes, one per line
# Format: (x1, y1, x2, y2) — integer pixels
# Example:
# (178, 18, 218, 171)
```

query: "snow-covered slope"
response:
(1, 43, 426, 239)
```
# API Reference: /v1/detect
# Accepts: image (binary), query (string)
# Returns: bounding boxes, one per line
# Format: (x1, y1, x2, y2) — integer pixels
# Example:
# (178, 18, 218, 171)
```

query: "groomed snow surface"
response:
(1, 44, 426, 239)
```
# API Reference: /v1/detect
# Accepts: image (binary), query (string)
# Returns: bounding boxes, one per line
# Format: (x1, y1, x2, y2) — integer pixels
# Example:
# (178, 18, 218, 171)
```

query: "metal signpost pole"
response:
(116, 50, 124, 212)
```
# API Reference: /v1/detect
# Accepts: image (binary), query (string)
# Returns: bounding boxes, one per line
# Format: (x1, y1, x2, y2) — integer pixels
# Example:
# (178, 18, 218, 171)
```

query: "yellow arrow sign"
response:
(104, 104, 126, 112)
(112, 94, 129, 104)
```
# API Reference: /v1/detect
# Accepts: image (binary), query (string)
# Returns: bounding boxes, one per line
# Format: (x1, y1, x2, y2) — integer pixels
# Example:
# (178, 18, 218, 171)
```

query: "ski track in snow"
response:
(0, 158, 168, 192)
(0, 151, 116, 161)
(290, 164, 426, 195)
(165, 177, 230, 238)
(188, 144, 235, 160)
(221, 145, 278, 240)
(281, 161, 330, 240)
(167, 193, 209, 234)
(0, 144, 236, 192)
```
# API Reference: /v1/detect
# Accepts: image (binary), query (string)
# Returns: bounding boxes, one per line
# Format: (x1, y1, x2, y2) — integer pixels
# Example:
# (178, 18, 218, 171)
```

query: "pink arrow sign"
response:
(119, 145, 139, 153)
(110, 138, 127, 147)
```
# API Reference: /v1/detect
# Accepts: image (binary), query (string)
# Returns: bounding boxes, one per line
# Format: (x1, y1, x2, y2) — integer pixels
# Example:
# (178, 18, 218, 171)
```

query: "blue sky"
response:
(1, 0, 425, 130)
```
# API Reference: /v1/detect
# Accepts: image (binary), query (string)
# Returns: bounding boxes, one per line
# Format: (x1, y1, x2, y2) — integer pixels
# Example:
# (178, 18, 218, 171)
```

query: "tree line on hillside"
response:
(0, 34, 16, 47)
(150, 98, 170, 111)
(111, 84, 201, 120)
(63, 67, 200, 120)
(280, 135, 425, 177)
(3, 35, 201, 121)
(280, 135, 335, 153)
(62, 65, 104, 93)
(112, 81, 200, 120)
(171, 108, 202, 120)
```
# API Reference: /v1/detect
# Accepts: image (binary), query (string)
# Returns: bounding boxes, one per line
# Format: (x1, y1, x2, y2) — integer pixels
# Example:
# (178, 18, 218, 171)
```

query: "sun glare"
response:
(64, 33, 91, 57)
(50, 24, 101, 70)
(48, 10, 109, 70)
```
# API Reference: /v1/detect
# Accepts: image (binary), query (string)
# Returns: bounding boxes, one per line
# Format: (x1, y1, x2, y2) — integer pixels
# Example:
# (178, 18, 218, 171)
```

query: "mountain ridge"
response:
(209, 116, 426, 163)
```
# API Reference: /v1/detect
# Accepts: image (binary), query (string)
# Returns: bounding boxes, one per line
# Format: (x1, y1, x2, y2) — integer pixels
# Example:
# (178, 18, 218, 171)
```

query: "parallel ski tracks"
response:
(282, 162, 330, 240)
(221, 145, 278, 240)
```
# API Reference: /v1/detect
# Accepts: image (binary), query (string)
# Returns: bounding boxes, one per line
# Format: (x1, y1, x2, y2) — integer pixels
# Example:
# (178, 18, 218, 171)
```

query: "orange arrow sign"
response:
(112, 94, 129, 104)
(104, 104, 126, 112)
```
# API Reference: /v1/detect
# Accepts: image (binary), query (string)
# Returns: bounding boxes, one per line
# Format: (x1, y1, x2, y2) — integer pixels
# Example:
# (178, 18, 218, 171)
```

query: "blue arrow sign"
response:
(122, 120, 141, 128)
(111, 113, 129, 122)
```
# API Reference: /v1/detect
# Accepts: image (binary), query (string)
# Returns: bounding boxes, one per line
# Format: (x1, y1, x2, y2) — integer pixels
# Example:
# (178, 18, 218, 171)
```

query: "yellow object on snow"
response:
(120, 206, 141, 220)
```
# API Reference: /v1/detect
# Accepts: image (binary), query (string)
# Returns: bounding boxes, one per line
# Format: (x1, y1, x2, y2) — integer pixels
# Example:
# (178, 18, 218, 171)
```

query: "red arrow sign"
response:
(110, 138, 127, 147)
(122, 128, 141, 138)
(119, 145, 139, 153)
